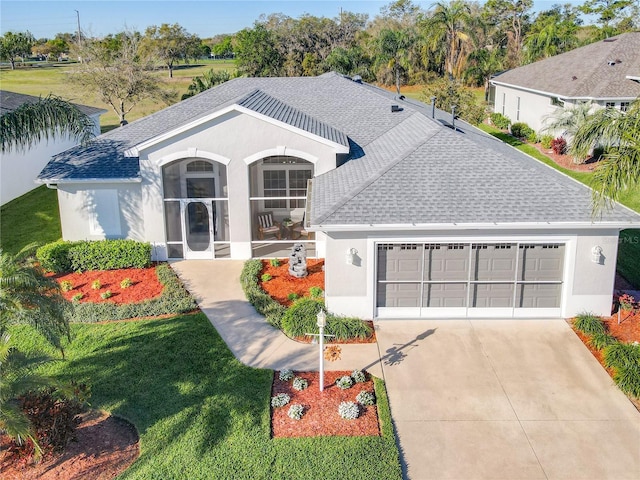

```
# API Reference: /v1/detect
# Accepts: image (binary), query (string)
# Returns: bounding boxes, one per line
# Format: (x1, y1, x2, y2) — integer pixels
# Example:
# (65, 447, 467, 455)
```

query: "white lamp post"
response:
(317, 309, 327, 392)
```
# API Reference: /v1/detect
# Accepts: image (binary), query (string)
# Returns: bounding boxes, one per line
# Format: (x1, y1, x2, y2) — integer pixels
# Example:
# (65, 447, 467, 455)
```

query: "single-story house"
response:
(37, 72, 640, 320)
(490, 32, 640, 132)
(1, 91, 105, 205)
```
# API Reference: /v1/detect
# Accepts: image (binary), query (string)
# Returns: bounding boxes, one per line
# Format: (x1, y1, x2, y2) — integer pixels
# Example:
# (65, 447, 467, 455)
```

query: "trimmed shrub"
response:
(66, 263, 196, 322)
(100, 290, 112, 299)
(72, 293, 83, 302)
(603, 342, 640, 370)
(287, 292, 300, 301)
(279, 369, 294, 382)
(36, 240, 151, 273)
(573, 312, 606, 336)
(490, 112, 511, 129)
(356, 390, 376, 406)
(288, 404, 304, 420)
(60, 280, 73, 292)
(551, 137, 567, 154)
(91, 280, 101, 290)
(240, 260, 287, 328)
(338, 401, 360, 420)
(510, 122, 534, 139)
(271, 393, 290, 408)
(261, 273, 272, 282)
(269, 258, 280, 267)
(120, 278, 133, 289)
(540, 134, 554, 149)
(292, 377, 308, 391)
(351, 369, 366, 383)
(281, 298, 325, 338)
(36, 241, 78, 273)
(588, 333, 618, 350)
(526, 130, 539, 144)
(336, 375, 353, 390)
(309, 286, 324, 299)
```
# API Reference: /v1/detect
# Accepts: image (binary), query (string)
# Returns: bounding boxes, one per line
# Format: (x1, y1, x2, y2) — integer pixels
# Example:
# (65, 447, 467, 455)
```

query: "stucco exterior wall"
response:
(1, 113, 102, 205)
(138, 110, 339, 259)
(324, 228, 621, 319)
(493, 84, 559, 133)
(57, 182, 144, 241)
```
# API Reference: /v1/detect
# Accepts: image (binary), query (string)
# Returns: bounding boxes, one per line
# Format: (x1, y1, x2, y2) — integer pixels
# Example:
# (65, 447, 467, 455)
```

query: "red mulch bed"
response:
(271, 371, 380, 438)
(530, 143, 602, 172)
(52, 267, 163, 304)
(259, 259, 325, 307)
(0, 410, 139, 480)
(259, 259, 376, 344)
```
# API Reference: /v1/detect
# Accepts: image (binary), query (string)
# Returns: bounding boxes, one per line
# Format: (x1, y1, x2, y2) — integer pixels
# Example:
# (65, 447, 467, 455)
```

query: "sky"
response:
(1, 0, 585, 39)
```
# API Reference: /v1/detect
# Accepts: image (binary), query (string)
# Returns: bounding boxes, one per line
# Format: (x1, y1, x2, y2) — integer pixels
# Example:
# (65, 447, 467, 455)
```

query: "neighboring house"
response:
(490, 32, 640, 132)
(0, 91, 105, 205)
(37, 72, 640, 320)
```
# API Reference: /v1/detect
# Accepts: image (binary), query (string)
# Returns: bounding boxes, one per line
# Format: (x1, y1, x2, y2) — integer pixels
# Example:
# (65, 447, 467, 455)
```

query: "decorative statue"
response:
(288, 243, 308, 278)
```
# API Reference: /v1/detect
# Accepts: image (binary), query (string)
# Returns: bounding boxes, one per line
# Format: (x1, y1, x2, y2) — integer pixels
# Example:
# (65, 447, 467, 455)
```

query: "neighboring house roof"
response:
(37, 72, 640, 227)
(0, 90, 106, 117)
(490, 32, 640, 99)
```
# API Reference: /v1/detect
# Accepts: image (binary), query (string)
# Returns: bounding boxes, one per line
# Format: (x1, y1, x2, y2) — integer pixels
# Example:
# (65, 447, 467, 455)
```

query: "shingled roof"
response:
(491, 32, 640, 99)
(0, 90, 106, 117)
(37, 72, 640, 227)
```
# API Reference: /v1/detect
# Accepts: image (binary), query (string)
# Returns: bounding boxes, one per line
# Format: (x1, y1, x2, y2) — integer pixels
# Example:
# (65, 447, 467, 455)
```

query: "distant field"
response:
(0, 60, 237, 132)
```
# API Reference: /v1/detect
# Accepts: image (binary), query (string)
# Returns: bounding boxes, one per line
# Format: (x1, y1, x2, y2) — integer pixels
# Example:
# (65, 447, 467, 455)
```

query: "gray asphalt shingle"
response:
(0, 90, 106, 117)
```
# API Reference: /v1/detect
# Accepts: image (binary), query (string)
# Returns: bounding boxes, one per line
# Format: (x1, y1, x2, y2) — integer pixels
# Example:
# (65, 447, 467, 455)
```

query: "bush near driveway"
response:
(8, 314, 401, 479)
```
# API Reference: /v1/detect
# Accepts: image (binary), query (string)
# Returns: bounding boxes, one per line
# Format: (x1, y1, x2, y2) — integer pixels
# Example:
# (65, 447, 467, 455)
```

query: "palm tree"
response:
(425, 0, 472, 79)
(0, 94, 94, 153)
(464, 47, 503, 101)
(181, 69, 231, 100)
(0, 244, 70, 452)
(569, 99, 640, 214)
(376, 29, 413, 94)
(542, 101, 594, 162)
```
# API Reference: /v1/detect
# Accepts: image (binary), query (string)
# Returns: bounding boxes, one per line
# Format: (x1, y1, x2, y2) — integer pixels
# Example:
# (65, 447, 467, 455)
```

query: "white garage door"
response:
(376, 242, 564, 318)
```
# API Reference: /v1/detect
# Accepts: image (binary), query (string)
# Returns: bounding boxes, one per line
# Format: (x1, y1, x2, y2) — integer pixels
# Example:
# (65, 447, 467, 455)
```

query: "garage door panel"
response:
(518, 284, 562, 308)
(427, 244, 469, 281)
(472, 283, 514, 308)
(377, 244, 422, 281)
(519, 245, 564, 281)
(377, 282, 421, 308)
(473, 244, 517, 281)
(424, 283, 468, 307)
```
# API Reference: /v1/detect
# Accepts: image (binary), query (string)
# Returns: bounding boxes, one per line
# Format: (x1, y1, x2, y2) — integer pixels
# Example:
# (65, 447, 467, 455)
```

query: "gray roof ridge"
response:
(0, 89, 106, 116)
(314, 113, 442, 224)
(236, 88, 349, 147)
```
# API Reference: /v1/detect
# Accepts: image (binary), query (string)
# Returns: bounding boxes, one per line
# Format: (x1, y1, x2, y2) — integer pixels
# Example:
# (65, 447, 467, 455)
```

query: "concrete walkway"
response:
(173, 260, 640, 480)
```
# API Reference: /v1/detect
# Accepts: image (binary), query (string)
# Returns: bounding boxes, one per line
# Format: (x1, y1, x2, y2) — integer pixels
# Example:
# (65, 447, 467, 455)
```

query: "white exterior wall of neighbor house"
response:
(324, 228, 620, 319)
(493, 84, 559, 133)
(1, 113, 102, 205)
(138, 110, 339, 260)
(56, 182, 144, 241)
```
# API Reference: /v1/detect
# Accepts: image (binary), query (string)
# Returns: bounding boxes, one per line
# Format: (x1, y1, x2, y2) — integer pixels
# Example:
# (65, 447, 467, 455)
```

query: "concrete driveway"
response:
(376, 319, 640, 480)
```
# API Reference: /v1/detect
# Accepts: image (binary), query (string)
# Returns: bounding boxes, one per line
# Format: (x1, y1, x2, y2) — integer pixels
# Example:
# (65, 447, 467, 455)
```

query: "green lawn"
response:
(0, 60, 237, 132)
(10, 314, 401, 479)
(0, 185, 61, 254)
(477, 123, 640, 288)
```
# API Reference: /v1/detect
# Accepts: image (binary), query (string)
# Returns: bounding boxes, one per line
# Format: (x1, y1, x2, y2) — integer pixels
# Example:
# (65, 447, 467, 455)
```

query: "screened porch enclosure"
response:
(163, 159, 230, 259)
(249, 156, 315, 257)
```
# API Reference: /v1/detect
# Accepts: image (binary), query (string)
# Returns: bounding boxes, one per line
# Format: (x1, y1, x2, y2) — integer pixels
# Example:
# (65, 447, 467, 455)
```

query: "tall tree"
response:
(483, 0, 533, 68)
(424, 1, 473, 79)
(464, 47, 504, 100)
(570, 100, 640, 213)
(376, 29, 413, 93)
(234, 23, 283, 77)
(71, 32, 174, 124)
(0, 31, 35, 70)
(141, 23, 201, 78)
(578, 0, 635, 36)
(1, 95, 94, 153)
(524, 5, 580, 63)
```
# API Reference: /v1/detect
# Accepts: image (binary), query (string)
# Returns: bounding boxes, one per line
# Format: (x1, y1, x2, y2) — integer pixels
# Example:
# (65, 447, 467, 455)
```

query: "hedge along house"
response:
(37, 73, 640, 319)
